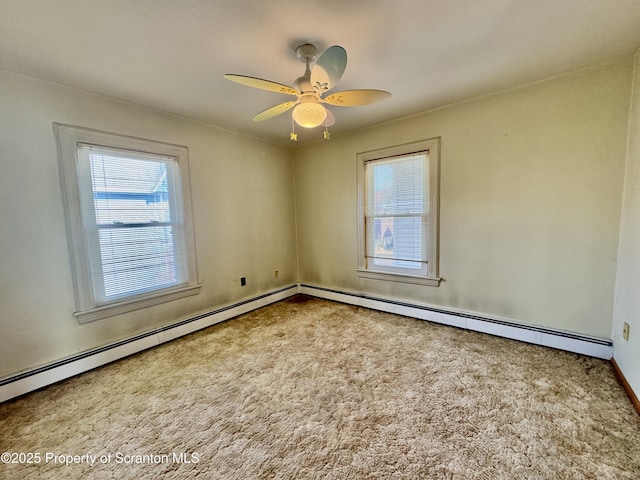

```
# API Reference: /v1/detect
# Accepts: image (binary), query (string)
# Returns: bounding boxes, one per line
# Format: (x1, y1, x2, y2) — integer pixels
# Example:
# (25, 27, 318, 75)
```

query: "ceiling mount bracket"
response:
(295, 43, 318, 63)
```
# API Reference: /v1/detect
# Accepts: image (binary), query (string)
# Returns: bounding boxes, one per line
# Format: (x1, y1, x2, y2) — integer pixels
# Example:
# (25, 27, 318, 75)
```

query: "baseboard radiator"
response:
(299, 284, 613, 359)
(1, 283, 615, 404)
(0, 286, 298, 403)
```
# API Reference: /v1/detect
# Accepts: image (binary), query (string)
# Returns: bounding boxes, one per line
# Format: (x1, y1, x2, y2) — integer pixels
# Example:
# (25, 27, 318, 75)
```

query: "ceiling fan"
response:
(224, 43, 391, 140)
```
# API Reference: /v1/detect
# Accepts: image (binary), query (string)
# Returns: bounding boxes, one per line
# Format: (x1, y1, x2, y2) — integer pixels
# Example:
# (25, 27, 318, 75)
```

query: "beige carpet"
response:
(1, 295, 639, 479)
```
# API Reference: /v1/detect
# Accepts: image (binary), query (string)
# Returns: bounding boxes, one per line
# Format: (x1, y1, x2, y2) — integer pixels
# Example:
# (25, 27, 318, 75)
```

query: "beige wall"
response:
(613, 51, 640, 395)
(295, 59, 633, 339)
(0, 57, 635, 384)
(0, 69, 297, 378)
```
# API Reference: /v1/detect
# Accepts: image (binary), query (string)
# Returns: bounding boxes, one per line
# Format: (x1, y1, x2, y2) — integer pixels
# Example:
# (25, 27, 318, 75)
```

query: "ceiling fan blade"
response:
(310, 45, 347, 94)
(322, 89, 391, 106)
(224, 74, 298, 96)
(324, 108, 335, 127)
(253, 101, 297, 122)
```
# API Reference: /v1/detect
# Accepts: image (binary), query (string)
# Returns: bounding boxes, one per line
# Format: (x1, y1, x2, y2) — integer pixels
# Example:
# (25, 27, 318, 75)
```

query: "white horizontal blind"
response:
(365, 151, 429, 273)
(76, 144, 188, 304)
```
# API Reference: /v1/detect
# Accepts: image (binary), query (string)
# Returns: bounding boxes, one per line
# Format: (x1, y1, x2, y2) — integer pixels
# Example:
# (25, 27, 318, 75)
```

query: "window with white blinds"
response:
(357, 138, 440, 286)
(365, 152, 428, 274)
(55, 124, 200, 323)
(77, 144, 189, 302)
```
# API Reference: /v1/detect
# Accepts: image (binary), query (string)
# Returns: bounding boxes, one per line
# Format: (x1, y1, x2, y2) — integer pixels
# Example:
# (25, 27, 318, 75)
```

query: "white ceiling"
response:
(2, 0, 640, 146)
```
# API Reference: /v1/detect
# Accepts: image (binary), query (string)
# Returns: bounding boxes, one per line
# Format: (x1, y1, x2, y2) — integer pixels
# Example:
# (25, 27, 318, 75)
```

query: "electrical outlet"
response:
(240, 277, 246, 287)
(622, 322, 630, 341)
(274, 269, 279, 279)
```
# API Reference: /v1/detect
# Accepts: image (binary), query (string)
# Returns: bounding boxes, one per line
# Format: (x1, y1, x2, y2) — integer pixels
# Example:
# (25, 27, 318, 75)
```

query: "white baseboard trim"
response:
(299, 284, 613, 360)
(1, 283, 613, 404)
(0, 285, 298, 404)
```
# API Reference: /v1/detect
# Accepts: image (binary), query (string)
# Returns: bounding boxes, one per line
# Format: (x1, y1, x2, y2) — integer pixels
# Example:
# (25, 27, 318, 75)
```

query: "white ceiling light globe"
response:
(292, 103, 327, 128)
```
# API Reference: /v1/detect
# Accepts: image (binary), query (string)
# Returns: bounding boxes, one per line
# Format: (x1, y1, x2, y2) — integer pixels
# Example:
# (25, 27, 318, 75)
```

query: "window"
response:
(54, 124, 200, 323)
(357, 138, 440, 286)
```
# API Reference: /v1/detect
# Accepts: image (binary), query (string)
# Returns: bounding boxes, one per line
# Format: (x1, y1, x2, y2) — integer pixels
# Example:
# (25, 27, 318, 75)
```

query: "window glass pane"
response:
(371, 216, 425, 269)
(369, 154, 427, 216)
(77, 143, 187, 303)
(88, 150, 172, 225)
(365, 151, 429, 270)
(94, 225, 181, 300)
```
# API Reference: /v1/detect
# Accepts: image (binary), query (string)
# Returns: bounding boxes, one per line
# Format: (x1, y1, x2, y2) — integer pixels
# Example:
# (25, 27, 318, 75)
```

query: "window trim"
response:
(54, 123, 200, 323)
(356, 138, 441, 286)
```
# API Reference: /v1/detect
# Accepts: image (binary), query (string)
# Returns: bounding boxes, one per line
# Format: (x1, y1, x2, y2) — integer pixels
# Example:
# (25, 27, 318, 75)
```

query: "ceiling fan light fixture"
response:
(292, 103, 327, 128)
(225, 42, 390, 140)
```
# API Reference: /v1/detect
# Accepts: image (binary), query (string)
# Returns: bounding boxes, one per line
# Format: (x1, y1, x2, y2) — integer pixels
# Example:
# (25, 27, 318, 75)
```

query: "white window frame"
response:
(54, 123, 201, 323)
(356, 138, 441, 286)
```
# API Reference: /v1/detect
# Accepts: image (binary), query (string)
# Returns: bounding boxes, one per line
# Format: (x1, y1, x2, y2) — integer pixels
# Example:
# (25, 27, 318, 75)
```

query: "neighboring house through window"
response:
(357, 138, 441, 286)
(54, 124, 200, 323)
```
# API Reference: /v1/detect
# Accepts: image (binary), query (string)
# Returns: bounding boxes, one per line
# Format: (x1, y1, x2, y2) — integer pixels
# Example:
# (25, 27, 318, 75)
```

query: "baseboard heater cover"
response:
(1, 284, 613, 404)
(0, 285, 298, 403)
(298, 284, 613, 360)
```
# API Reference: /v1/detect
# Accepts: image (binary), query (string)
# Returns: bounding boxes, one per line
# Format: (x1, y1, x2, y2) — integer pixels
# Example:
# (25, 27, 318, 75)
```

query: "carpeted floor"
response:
(1, 295, 639, 479)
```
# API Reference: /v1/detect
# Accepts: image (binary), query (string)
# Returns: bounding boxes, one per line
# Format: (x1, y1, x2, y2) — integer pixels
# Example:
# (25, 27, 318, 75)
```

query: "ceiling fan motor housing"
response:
(295, 75, 313, 93)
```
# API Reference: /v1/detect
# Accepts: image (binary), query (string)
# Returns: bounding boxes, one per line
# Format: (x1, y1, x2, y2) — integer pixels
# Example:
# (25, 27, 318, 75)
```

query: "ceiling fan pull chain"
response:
(290, 116, 298, 141)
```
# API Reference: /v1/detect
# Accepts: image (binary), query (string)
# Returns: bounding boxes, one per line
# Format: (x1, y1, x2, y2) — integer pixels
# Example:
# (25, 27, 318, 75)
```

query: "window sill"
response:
(356, 269, 441, 287)
(74, 284, 202, 324)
